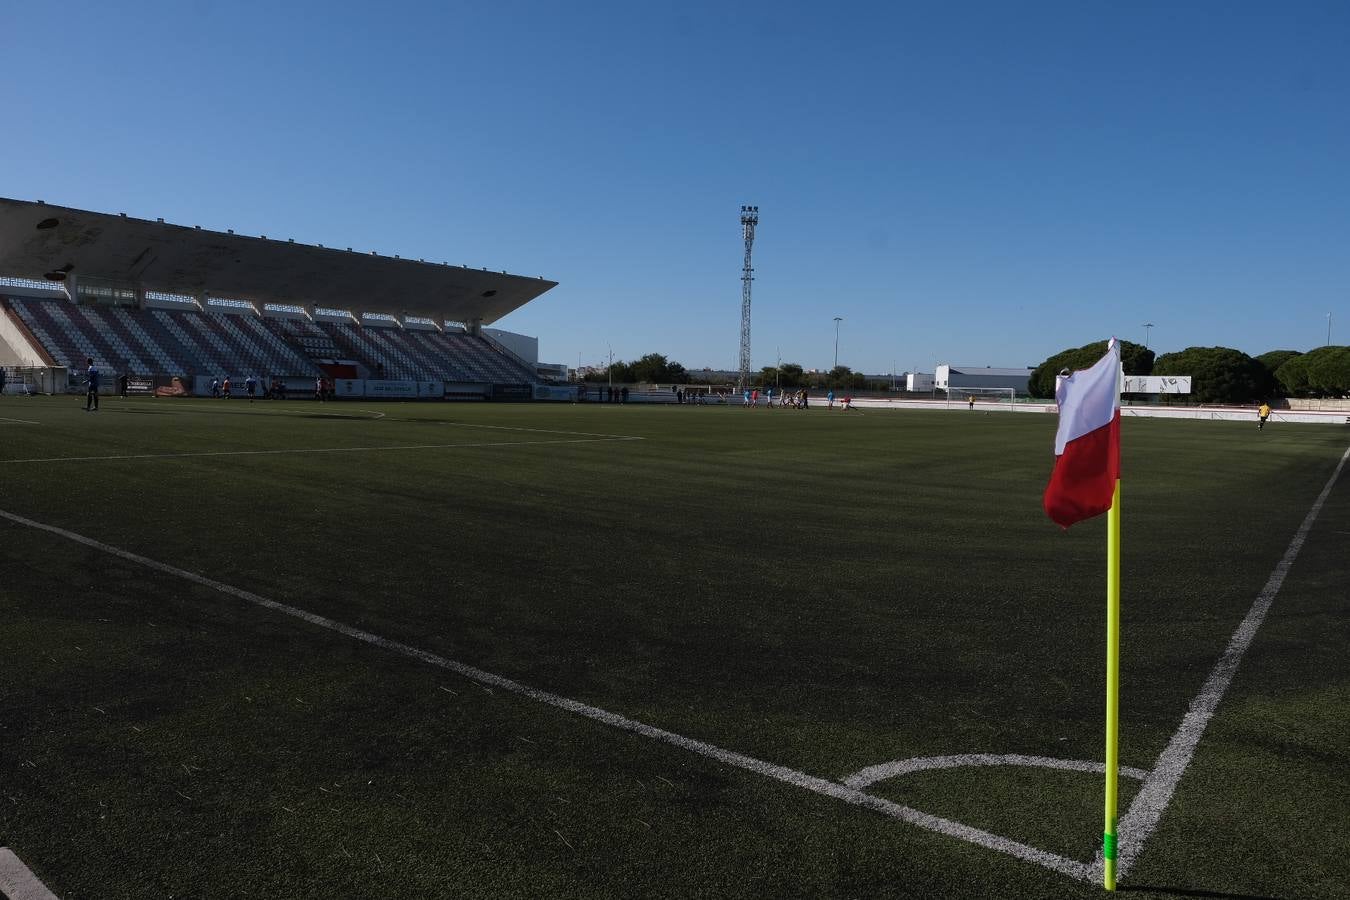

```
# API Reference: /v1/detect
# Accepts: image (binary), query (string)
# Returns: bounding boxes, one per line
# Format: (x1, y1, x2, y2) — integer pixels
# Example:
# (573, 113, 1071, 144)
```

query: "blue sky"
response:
(3, 1, 1346, 374)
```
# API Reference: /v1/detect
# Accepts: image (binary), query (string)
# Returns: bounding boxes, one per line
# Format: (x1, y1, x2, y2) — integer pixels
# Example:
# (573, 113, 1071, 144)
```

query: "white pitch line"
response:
(844, 754, 1150, 789)
(2, 436, 642, 465)
(0, 416, 40, 425)
(0, 506, 1091, 882)
(0, 847, 59, 900)
(112, 401, 389, 420)
(1111, 443, 1350, 880)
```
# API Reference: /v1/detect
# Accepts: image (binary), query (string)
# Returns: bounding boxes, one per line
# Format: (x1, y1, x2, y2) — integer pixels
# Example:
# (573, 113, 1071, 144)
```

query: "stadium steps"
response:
(76, 306, 150, 374)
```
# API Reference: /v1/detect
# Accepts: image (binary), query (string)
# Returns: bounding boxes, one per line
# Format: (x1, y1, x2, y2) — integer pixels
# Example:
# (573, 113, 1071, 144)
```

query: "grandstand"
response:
(0, 199, 557, 395)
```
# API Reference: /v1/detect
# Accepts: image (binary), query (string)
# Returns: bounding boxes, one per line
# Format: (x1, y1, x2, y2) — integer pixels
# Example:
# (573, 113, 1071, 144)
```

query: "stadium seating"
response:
(2, 295, 535, 386)
(317, 322, 534, 384)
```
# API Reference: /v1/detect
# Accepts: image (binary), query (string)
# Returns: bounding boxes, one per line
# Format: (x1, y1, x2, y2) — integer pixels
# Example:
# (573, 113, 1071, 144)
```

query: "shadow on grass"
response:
(1122, 886, 1290, 900)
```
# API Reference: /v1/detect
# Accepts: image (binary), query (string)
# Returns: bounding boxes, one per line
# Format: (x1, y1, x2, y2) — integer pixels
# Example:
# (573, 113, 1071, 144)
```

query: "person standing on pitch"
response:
(968, 395, 975, 411)
(0, 365, 7, 397)
(245, 374, 257, 402)
(827, 389, 834, 409)
(1258, 401, 1271, 430)
(84, 357, 100, 411)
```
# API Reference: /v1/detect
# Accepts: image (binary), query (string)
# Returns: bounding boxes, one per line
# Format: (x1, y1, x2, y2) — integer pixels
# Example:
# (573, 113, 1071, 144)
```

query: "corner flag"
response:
(1043, 338, 1125, 890)
(1043, 340, 1121, 528)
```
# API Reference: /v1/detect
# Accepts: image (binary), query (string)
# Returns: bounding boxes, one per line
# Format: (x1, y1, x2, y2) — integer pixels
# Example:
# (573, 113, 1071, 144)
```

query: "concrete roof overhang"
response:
(0, 198, 556, 323)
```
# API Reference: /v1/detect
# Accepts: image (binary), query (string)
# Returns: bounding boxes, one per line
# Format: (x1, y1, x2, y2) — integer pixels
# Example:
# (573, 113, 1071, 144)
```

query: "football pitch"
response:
(1, 396, 1347, 899)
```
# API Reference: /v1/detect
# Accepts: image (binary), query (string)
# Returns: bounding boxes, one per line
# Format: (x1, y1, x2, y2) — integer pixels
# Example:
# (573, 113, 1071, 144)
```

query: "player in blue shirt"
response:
(84, 358, 100, 411)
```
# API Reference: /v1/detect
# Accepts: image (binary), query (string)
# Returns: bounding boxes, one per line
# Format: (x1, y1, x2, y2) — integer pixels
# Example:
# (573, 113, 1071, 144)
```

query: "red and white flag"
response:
(1043, 340, 1121, 528)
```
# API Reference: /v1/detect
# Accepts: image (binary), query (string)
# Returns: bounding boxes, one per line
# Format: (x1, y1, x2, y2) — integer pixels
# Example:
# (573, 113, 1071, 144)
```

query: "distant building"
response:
(935, 364, 1032, 395)
(907, 372, 936, 392)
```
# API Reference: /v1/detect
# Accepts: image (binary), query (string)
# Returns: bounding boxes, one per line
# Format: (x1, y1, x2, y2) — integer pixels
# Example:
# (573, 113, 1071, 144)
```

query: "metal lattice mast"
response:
(738, 205, 758, 390)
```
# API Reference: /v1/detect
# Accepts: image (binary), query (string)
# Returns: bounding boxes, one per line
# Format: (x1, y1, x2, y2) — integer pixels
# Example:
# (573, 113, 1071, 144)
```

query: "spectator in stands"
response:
(84, 358, 100, 411)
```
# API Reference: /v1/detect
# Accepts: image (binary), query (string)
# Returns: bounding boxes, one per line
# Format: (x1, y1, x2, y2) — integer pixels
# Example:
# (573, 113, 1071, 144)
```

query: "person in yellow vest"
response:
(967, 395, 975, 410)
(1258, 402, 1271, 430)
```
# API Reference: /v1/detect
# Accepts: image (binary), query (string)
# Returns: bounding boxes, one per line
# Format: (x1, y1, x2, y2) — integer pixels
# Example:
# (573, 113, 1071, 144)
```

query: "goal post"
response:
(945, 386, 1016, 411)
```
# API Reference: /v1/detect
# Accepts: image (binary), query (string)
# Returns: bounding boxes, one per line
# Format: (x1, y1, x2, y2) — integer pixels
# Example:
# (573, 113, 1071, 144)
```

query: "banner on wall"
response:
(333, 379, 366, 397)
(364, 380, 418, 398)
(533, 385, 576, 401)
(491, 384, 531, 401)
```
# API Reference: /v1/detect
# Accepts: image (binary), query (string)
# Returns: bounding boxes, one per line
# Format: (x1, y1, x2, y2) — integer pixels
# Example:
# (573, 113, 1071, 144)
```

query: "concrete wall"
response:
(0, 307, 47, 366)
(482, 327, 538, 365)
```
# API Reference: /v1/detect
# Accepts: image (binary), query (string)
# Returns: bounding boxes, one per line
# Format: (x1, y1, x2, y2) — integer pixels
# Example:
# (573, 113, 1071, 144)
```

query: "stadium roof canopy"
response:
(0, 198, 557, 324)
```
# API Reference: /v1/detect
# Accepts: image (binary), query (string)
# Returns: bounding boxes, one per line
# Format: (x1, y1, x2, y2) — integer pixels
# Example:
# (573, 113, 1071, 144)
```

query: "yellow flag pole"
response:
(1104, 478, 1122, 890)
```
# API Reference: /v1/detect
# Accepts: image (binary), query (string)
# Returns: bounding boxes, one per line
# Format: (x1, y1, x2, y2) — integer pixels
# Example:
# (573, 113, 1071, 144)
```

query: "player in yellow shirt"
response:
(1258, 402, 1271, 430)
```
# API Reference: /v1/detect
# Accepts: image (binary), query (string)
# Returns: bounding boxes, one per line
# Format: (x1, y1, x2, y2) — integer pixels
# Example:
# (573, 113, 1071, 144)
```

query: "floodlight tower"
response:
(738, 205, 758, 390)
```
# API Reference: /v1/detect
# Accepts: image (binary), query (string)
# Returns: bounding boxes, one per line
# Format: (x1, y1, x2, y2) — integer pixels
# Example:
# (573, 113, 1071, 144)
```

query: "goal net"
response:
(945, 386, 1016, 411)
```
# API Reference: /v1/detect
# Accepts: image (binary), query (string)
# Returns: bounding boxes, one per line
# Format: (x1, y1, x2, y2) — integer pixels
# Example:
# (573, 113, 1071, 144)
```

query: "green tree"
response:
(1274, 346, 1350, 397)
(1153, 346, 1264, 404)
(1254, 350, 1302, 398)
(825, 365, 865, 389)
(1029, 340, 1154, 398)
(630, 353, 674, 384)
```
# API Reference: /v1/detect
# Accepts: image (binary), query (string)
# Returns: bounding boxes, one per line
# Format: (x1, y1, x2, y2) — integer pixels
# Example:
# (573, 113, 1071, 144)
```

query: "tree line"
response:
(1029, 341, 1350, 403)
(582, 354, 883, 390)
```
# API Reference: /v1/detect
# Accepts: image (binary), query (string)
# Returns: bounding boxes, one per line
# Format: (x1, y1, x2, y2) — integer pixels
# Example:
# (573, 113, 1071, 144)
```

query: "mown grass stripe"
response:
(1112, 443, 1350, 880)
(0, 505, 1093, 883)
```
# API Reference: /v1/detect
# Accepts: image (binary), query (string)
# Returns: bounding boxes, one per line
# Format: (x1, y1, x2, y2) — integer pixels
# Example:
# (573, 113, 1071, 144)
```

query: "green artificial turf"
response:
(1, 396, 1346, 898)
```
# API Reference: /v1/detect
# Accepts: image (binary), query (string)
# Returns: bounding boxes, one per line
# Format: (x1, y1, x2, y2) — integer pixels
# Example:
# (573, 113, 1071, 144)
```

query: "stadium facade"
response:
(0, 198, 563, 399)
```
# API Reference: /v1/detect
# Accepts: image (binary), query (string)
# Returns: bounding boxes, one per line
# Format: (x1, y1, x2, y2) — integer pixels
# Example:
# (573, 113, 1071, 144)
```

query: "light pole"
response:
(833, 317, 843, 369)
(1328, 312, 1333, 346)
(1142, 322, 1154, 349)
